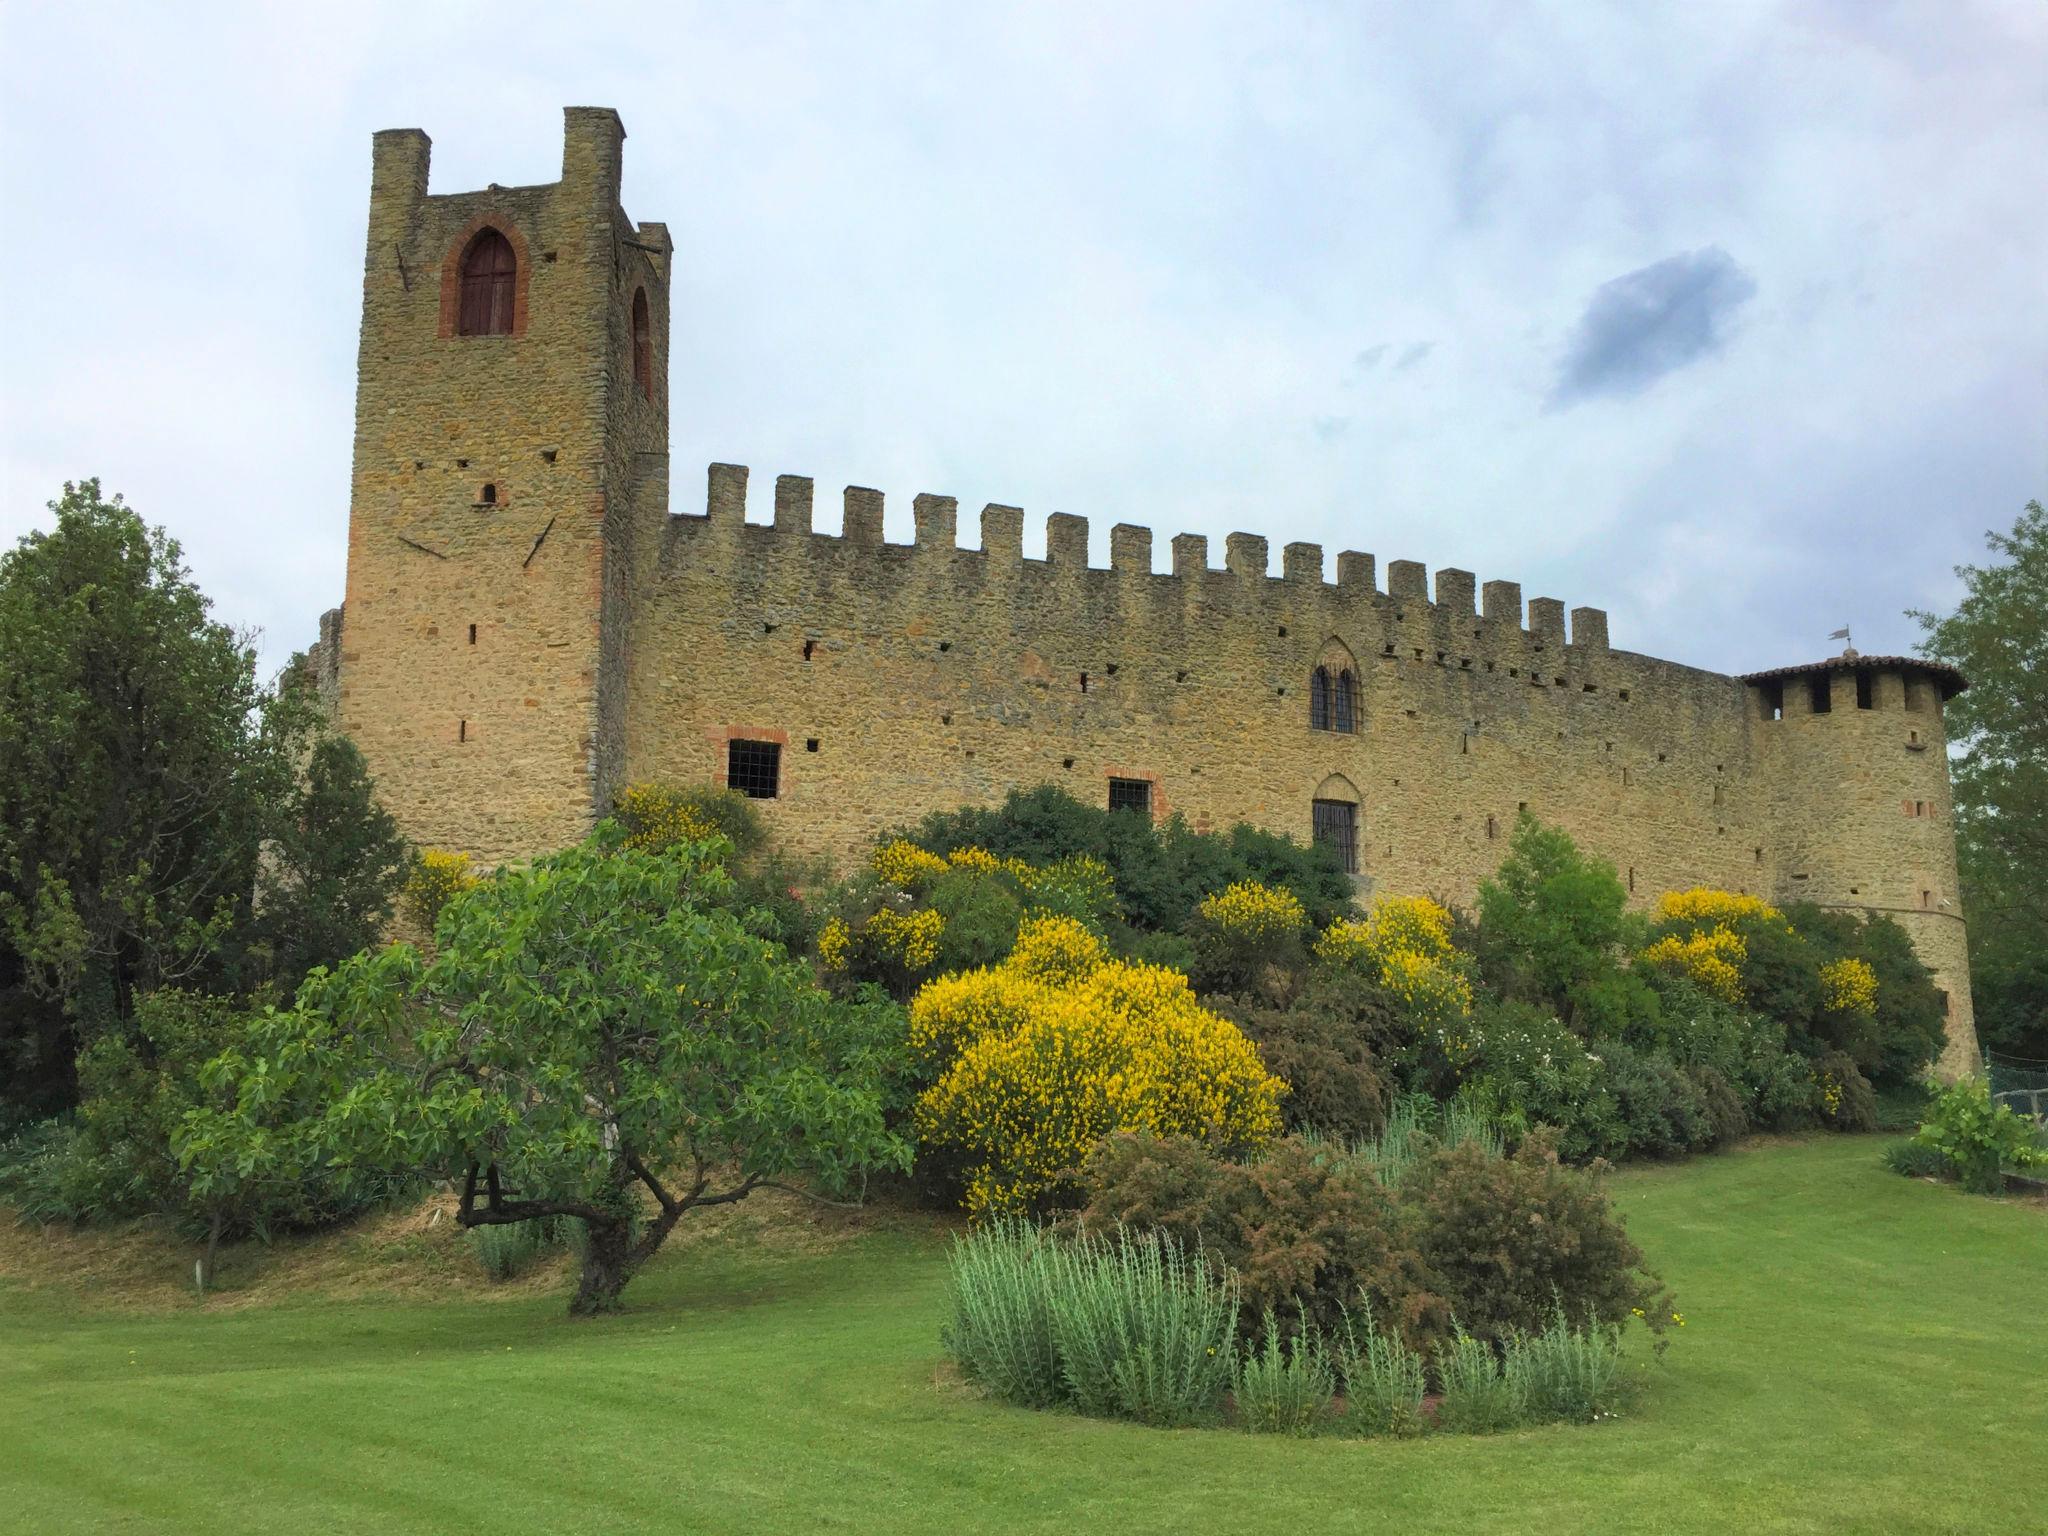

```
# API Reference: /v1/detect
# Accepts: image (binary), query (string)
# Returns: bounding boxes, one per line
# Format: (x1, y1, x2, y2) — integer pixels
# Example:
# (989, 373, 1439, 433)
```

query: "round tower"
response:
(1744, 651, 1978, 1076)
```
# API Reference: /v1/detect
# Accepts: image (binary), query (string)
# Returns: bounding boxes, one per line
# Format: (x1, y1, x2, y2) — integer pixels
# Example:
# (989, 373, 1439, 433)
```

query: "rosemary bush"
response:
(1048, 1226, 1238, 1427)
(1434, 1324, 1527, 1434)
(1232, 1309, 1336, 1435)
(1504, 1305, 1628, 1423)
(467, 1215, 572, 1280)
(941, 1218, 1064, 1408)
(1333, 1296, 1427, 1437)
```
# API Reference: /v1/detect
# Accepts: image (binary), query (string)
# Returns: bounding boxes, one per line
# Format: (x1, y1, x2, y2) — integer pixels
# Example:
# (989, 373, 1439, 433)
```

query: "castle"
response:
(318, 108, 1979, 1073)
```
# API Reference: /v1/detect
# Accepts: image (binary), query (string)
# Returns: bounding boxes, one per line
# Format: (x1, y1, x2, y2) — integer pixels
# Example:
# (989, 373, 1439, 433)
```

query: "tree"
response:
(1475, 814, 1654, 1035)
(247, 734, 410, 991)
(181, 830, 911, 1315)
(0, 483, 411, 1125)
(0, 482, 289, 1118)
(1914, 501, 2048, 1060)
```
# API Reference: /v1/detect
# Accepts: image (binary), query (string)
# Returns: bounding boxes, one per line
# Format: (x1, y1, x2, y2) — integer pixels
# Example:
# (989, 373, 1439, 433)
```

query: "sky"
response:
(2, 0, 2044, 680)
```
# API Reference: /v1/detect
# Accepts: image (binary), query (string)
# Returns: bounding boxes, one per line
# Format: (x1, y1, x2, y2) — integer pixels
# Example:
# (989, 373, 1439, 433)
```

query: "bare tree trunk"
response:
(569, 1215, 633, 1316)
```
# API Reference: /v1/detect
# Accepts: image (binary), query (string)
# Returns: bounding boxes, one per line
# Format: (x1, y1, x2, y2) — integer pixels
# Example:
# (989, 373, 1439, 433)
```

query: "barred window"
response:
(1312, 798, 1357, 874)
(1332, 668, 1357, 733)
(1309, 666, 1332, 730)
(726, 739, 781, 799)
(1108, 777, 1152, 815)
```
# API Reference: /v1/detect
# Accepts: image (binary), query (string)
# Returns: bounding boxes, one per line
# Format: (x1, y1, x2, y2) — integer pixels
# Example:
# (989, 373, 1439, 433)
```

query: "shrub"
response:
(1077, 1132, 1446, 1352)
(901, 785, 1354, 934)
(1911, 1076, 2045, 1194)
(914, 921, 1284, 1213)
(1398, 1130, 1673, 1354)
(402, 848, 477, 934)
(468, 1215, 572, 1280)
(1685, 1064, 1750, 1148)
(941, 1218, 1065, 1408)
(1333, 1297, 1428, 1437)
(1475, 815, 1646, 1033)
(0, 1118, 86, 1224)
(1211, 977, 1394, 1140)
(1503, 1307, 1629, 1423)
(1883, 1139, 1955, 1181)
(1232, 1310, 1336, 1435)
(1810, 1049, 1879, 1133)
(1351, 1092, 1512, 1184)
(1788, 904, 1948, 1085)
(1316, 897, 1477, 1074)
(1046, 1225, 1238, 1427)
(1468, 1003, 1621, 1162)
(1186, 880, 1306, 994)
(1602, 1041, 1715, 1159)
(1434, 1324, 1527, 1434)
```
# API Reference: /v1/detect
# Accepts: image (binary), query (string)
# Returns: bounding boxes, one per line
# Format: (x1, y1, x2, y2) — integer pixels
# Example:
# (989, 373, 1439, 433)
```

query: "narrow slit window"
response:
(631, 287, 653, 400)
(726, 739, 781, 799)
(467, 624, 477, 645)
(1108, 777, 1152, 816)
(1312, 799, 1358, 874)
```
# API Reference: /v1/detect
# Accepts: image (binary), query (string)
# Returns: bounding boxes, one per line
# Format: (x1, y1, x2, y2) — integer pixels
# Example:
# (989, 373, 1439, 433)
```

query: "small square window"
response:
(727, 739, 781, 799)
(1108, 777, 1152, 816)
(1312, 799, 1358, 874)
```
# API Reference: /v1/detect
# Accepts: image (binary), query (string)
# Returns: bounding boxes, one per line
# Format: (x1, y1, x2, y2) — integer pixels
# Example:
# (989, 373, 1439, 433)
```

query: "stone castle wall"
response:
(333, 108, 1980, 1075)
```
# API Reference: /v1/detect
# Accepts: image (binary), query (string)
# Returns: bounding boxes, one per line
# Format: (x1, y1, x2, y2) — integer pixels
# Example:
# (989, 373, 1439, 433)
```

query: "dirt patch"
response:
(0, 1179, 941, 1316)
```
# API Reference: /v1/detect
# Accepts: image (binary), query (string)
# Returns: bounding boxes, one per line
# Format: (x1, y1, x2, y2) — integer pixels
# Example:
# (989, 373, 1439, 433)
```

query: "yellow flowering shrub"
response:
(1652, 888, 1788, 931)
(1006, 913, 1108, 985)
(1638, 928, 1747, 1004)
(1015, 853, 1117, 919)
(873, 838, 951, 890)
(817, 916, 853, 971)
(944, 846, 1021, 879)
(612, 781, 722, 854)
(1195, 880, 1307, 943)
(865, 906, 945, 971)
(1819, 956, 1879, 1016)
(1314, 894, 1473, 1057)
(402, 848, 478, 932)
(911, 930, 1284, 1214)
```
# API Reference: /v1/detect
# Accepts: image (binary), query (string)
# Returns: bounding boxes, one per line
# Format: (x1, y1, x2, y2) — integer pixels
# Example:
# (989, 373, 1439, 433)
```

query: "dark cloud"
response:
(1551, 247, 1756, 407)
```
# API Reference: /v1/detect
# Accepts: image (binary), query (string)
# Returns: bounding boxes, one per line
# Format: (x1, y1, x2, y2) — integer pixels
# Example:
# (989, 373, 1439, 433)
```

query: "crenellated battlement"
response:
(669, 462, 1615, 654)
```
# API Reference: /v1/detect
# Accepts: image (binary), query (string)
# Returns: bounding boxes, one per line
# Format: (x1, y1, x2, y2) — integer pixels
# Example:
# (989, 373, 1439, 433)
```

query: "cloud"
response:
(1393, 341, 1434, 371)
(1353, 343, 1389, 372)
(1551, 247, 1757, 407)
(1311, 415, 1352, 443)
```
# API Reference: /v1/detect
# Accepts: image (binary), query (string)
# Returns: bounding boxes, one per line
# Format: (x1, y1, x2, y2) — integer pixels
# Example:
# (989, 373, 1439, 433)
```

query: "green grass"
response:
(1, 1136, 2040, 1534)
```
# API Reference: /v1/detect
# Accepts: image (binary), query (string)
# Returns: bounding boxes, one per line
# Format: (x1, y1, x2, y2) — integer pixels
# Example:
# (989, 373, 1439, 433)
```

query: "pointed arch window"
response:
(1309, 666, 1332, 730)
(1332, 668, 1357, 733)
(457, 228, 517, 337)
(631, 287, 653, 400)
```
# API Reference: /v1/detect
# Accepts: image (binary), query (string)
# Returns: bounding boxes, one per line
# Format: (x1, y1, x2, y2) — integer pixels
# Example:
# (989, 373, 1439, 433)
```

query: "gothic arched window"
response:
(1309, 665, 1332, 730)
(1332, 668, 1358, 733)
(457, 228, 517, 337)
(631, 287, 653, 399)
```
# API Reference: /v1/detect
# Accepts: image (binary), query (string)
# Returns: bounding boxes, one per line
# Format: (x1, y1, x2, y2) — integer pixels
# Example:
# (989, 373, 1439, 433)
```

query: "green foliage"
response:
(0, 482, 339, 1120)
(1783, 904, 1946, 1085)
(248, 735, 409, 990)
(1502, 1307, 1629, 1423)
(901, 785, 1354, 936)
(940, 1218, 1066, 1408)
(1883, 1139, 1955, 1181)
(1397, 1130, 1674, 1354)
(1433, 1324, 1527, 1434)
(467, 1214, 574, 1281)
(1077, 1132, 1444, 1351)
(64, 991, 405, 1251)
(180, 828, 912, 1314)
(1474, 813, 1650, 1033)
(924, 867, 1025, 974)
(0, 1117, 83, 1224)
(0, 484, 407, 1127)
(1333, 1297, 1428, 1436)
(1211, 976, 1394, 1140)
(1910, 1076, 2044, 1195)
(942, 1222, 1240, 1426)
(1231, 1309, 1336, 1434)
(1914, 502, 2048, 1062)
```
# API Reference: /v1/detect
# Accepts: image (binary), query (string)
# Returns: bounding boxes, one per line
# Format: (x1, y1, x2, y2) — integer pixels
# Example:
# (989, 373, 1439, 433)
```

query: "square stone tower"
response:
(336, 107, 669, 863)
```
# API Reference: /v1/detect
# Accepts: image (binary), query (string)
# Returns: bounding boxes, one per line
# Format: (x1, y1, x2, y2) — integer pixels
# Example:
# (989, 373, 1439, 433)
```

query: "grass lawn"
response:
(2, 1135, 2040, 1534)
